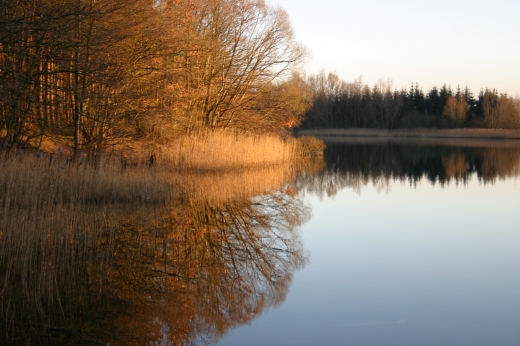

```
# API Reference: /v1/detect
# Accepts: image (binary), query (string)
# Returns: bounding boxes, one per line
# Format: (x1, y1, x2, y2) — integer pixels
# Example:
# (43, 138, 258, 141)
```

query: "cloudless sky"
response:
(274, 0, 520, 97)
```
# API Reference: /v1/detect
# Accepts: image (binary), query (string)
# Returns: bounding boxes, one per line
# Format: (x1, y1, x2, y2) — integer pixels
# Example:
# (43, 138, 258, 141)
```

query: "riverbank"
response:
(8, 131, 324, 171)
(296, 128, 520, 139)
(0, 137, 323, 345)
(296, 128, 520, 148)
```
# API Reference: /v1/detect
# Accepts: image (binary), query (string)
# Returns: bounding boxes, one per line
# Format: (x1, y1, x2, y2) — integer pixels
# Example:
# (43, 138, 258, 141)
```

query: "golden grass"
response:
(159, 131, 295, 170)
(1, 154, 171, 207)
(0, 154, 172, 342)
(118, 130, 323, 171)
(0, 135, 324, 344)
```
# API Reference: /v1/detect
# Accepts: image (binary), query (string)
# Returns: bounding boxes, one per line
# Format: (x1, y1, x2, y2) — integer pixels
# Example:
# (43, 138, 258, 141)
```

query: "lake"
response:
(217, 138, 520, 346)
(2, 139, 520, 345)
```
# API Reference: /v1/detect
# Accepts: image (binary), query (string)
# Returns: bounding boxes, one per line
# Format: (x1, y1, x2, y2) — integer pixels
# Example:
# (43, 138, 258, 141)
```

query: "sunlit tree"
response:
(442, 95, 468, 125)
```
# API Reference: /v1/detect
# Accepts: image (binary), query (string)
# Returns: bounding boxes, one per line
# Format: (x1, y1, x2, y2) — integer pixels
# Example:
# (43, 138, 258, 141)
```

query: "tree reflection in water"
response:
(0, 160, 319, 345)
(295, 139, 520, 198)
(112, 192, 309, 345)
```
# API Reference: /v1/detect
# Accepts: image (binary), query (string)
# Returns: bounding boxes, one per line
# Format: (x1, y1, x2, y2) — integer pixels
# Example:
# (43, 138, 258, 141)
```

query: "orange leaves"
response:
(284, 117, 298, 130)
(285, 186, 296, 197)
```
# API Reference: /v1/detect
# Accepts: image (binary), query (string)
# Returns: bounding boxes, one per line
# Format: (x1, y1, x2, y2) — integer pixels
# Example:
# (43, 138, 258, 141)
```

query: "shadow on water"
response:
(295, 138, 520, 198)
(0, 156, 322, 345)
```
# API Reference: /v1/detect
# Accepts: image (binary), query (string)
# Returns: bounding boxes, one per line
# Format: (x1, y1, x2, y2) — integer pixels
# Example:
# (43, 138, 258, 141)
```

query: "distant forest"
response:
(299, 71, 520, 130)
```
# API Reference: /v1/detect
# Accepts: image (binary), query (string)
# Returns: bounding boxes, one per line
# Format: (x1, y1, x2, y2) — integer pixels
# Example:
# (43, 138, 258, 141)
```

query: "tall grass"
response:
(0, 137, 324, 344)
(0, 154, 171, 343)
(160, 131, 295, 170)
(122, 130, 323, 171)
(1, 154, 171, 206)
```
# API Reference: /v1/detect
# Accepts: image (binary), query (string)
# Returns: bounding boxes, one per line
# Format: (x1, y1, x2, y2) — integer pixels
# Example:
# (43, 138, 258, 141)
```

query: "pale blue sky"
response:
(275, 0, 520, 97)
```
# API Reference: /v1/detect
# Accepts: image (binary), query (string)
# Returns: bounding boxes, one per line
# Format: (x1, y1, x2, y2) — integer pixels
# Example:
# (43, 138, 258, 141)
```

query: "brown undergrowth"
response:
(0, 133, 324, 345)
(115, 131, 323, 172)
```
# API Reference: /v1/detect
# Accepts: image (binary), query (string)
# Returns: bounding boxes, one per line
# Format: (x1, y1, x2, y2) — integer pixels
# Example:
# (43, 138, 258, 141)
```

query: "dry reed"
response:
(0, 154, 170, 343)
(158, 131, 296, 170)
(121, 130, 323, 172)
(0, 137, 324, 344)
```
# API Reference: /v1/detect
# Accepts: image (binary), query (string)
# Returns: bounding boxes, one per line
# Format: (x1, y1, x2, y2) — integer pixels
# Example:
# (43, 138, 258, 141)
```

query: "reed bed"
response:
(0, 154, 171, 207)
(147, 131, 321, 171)
(161, 131, 294, 170)
(0, 137, 325, 344)
(0, 154, 171, 343)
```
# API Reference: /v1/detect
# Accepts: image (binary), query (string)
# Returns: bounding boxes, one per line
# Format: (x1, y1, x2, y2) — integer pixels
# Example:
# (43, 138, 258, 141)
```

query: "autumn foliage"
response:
(0, 0, 309, 154)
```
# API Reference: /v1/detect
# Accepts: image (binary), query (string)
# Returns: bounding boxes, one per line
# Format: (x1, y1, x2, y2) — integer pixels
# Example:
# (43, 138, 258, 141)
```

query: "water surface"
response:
(218, 139, 520, 346)
(2, 141, 520, 345)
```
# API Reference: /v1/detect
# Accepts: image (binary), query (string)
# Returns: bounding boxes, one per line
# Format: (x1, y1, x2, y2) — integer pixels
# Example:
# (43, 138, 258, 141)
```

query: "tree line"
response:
(299, 70, 520, 130)
(0, 0, 310, 154)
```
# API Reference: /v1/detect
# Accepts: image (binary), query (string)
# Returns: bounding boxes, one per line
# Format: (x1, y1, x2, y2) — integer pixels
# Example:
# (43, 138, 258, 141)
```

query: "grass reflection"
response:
(0, 154, 321, 345)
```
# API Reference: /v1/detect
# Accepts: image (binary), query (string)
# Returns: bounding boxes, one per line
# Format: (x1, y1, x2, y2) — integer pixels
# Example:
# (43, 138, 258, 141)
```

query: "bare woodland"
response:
(0, 0, 310, 155)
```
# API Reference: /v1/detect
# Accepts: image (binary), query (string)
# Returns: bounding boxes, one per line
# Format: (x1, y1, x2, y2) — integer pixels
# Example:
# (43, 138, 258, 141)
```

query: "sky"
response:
(274, 0, 520, 97)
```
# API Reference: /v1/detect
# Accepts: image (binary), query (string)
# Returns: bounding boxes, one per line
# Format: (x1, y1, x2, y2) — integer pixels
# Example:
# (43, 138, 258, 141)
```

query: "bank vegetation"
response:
(1, 0, 316, 161)
(0, 145, 322, 344)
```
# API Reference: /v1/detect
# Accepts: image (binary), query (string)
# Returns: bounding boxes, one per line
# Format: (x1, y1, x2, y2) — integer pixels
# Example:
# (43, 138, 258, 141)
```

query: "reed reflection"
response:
(295, 140, 520, 197)
(0, 155, 319, 345)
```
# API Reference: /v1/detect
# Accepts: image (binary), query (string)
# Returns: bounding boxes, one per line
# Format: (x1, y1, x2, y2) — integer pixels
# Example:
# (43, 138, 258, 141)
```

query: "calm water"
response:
(218, 139, 520, 346)
(2, 140, 520, 345)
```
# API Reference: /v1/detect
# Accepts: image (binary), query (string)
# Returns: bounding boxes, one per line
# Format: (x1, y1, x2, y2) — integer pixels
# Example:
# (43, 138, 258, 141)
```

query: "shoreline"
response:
(295, 128, 520, 148)
(296, 128, 520, 139)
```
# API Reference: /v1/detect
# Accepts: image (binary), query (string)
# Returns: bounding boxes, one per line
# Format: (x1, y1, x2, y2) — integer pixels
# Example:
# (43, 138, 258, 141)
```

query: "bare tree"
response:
(442, 95, 468, 126)
(371, 78, 403, 129)
(164, 0, 307, 133)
